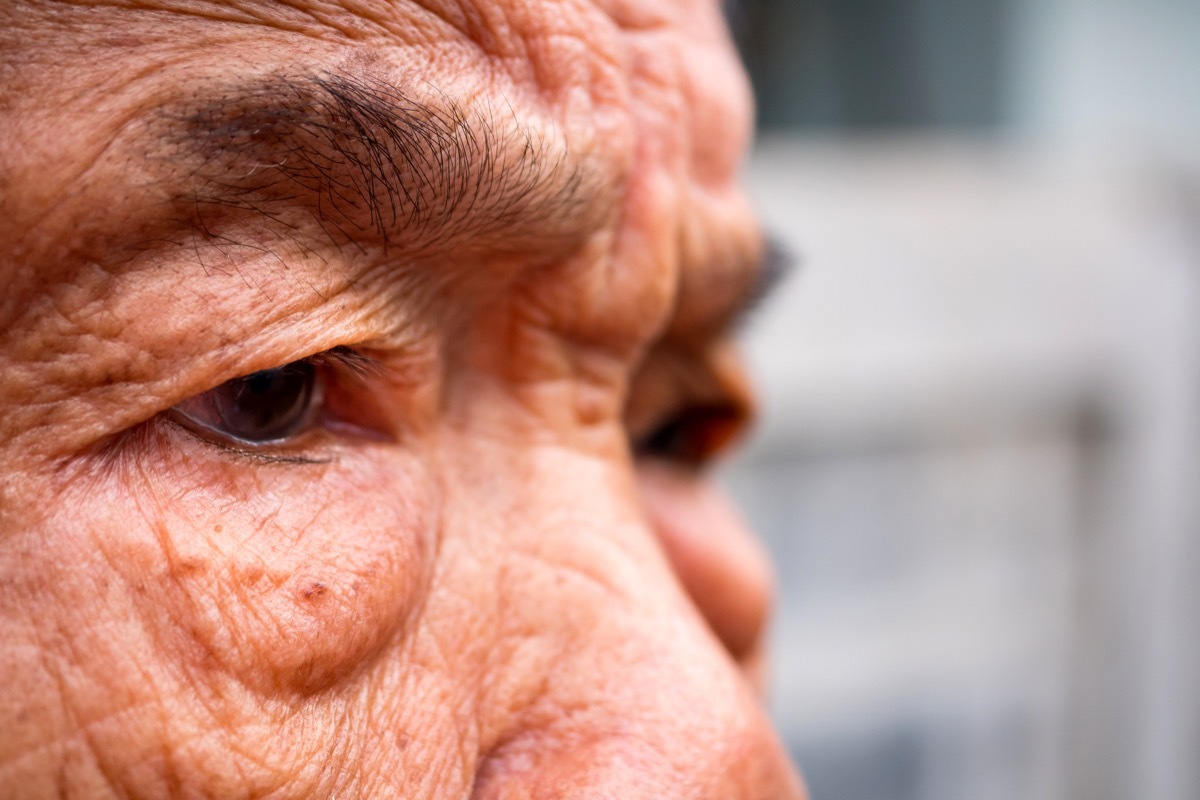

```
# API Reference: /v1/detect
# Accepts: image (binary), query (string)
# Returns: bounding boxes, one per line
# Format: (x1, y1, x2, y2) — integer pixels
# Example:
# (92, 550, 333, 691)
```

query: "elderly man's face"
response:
(0, 0, 803, 796)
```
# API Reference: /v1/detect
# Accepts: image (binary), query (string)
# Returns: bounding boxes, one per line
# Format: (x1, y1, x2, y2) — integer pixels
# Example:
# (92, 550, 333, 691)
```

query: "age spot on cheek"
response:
(300, 581, 327, 600)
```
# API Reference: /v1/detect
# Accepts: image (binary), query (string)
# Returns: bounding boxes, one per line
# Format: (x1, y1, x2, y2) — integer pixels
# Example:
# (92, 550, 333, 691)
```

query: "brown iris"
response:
(173, 361, 320, 444)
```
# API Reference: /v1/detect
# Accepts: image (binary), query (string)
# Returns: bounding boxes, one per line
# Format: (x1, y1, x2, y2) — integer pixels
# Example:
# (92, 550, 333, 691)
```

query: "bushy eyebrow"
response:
(164, 71, 605, 254)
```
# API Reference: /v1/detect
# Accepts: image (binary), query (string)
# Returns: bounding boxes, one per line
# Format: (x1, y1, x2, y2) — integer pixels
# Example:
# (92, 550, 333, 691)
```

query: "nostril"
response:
(636, 459, 774, 666)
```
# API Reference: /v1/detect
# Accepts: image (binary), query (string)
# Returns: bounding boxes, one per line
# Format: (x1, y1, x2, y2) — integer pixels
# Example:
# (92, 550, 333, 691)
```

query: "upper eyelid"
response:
(185, 432, 335, 466)
(181, 345, 381, 400)
(306, 345, 382, 377)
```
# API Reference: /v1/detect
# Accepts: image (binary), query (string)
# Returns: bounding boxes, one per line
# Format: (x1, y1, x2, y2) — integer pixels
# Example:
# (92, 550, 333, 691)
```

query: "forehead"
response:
(1, 0, 759, 330)
(2, 0, 734, 88)
(1, 0, 750, 158)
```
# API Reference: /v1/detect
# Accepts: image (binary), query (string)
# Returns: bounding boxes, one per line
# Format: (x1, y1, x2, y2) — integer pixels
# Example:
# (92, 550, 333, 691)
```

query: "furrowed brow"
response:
(163, 72, 606, 254)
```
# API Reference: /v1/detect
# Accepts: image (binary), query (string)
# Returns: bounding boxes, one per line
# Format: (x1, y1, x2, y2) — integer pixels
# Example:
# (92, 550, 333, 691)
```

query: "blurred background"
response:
(717, 1, 1200, 799)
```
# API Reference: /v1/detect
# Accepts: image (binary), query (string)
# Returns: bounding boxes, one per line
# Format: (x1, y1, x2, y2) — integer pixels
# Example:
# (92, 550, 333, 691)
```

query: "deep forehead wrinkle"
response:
(165, 70, 612, 255)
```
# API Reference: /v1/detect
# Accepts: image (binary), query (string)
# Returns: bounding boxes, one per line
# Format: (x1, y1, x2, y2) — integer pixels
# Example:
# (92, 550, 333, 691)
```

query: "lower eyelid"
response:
(164, 407, 334, 464)
(190, 433, 336, 465)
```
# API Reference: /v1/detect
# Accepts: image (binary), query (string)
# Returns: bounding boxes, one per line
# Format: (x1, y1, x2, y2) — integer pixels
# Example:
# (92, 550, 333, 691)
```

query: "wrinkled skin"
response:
(0, 0, 806, 797)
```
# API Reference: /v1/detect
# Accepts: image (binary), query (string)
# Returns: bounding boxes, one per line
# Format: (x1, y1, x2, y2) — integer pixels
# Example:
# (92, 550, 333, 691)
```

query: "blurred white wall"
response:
(1008, 0, 1200, 153)
(727, 139, 1200, 800)
(728, 3, 1200, 797)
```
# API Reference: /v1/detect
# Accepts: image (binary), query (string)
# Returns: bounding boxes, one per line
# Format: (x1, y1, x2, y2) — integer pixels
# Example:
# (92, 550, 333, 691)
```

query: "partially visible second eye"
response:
(634, 404, 745, 469)
(172, 361, 321, 445)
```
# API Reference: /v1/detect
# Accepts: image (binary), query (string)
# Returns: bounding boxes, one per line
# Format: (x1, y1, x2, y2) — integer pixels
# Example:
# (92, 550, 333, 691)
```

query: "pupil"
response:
(215, 362, 315, 442)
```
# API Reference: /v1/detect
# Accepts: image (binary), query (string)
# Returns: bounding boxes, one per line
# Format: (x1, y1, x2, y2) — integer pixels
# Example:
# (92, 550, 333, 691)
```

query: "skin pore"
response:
(0, 0, 806, 797)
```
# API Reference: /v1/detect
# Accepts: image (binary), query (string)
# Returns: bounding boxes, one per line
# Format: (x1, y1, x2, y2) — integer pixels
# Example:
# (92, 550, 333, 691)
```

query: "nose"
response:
(463, 455, 803, 799)
(637, 459, 775, 677)
(455, 404, 804, 799)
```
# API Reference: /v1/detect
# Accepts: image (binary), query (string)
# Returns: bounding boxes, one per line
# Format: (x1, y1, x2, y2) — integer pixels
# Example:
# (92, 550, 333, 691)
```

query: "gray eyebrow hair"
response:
(167, 72, 602, 253)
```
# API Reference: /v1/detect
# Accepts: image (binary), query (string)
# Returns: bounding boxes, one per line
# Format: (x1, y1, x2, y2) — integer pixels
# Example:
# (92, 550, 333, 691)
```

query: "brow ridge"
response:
(166, 71, 602, 254)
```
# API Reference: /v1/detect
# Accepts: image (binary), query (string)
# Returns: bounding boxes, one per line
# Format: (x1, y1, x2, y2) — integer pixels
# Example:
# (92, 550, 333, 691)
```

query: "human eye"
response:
(629, 239, 789, 470)
(164, 347, 385, 459)
(627, 346, 754, 471)
(633, 402, 746, 469)
(171, 360, 322, 445)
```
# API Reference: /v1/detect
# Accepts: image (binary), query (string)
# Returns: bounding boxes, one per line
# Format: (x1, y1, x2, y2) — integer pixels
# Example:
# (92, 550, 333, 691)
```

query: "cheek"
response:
(78, 445, 438, 697)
